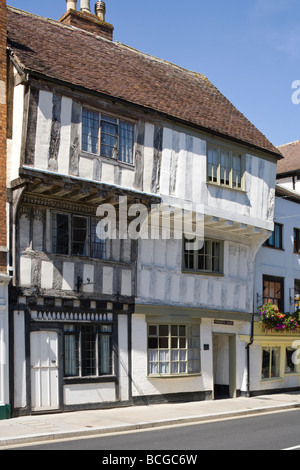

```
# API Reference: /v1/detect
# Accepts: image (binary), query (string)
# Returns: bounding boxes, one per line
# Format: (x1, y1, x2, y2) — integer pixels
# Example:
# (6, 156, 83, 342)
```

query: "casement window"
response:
(147, 325, 200, 376)
(263, 276, 284, 313)
(82, 108, 134, 164)
(52, 212, 106, 259)
(183, 238, 223, 274)
(294, 228, 300, 254)
(261, 346, 280, 379)
(263, 223, 283, 249)
(207, 144, 244, 189)
(64, 324, 113, 377)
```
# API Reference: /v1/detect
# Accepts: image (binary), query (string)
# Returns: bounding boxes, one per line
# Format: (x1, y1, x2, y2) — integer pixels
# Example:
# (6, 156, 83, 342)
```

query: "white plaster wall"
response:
(62, 262, 74, 291)
(277, 178, 300, 194)
(137, 238, 252, 313)
(35, 90, 52, 171)
(28, 95, 277, 234)
(131, 315, 247, 398)
(160, 127, 276, 230)
(0, 285, 9, 406)
(8, 82, 25, 182)
(254, 196, 300, 314)
(64, 382, 116, 405)
(13, 310, 26, 408)
(57, 96, 72, 175)
(118, 315, 129, 401)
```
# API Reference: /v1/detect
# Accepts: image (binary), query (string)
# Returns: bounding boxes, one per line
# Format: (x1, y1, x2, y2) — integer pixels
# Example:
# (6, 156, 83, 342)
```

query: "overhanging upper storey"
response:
(6, 6, 279, 239)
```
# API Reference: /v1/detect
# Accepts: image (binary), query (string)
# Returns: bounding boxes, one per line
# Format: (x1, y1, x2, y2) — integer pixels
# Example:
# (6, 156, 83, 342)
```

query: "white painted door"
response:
(30, 331, 59, 411)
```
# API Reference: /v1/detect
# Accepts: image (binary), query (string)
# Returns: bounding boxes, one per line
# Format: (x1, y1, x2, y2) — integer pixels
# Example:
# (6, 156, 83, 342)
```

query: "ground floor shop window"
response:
(261, 346, 280, 379)
(64, 324, 113, 377)
(286, 346, 300, 374)
(147, 324, 200, 376)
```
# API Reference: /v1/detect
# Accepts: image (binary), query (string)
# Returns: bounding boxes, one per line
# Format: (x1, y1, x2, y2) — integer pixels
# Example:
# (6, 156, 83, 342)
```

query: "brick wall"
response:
(59, 9, 114, 41)
(0, 0, 7, 272)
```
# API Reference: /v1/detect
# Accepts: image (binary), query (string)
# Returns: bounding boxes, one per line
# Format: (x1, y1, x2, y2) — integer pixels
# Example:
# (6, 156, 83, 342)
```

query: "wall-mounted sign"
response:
(214, 320, 234, 326)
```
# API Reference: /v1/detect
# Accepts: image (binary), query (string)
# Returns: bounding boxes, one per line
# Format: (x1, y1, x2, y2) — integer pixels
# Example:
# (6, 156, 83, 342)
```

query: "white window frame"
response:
(261, 345, 281, 380)
(147, 324, 200, 377)
(207, 144, 245, 190)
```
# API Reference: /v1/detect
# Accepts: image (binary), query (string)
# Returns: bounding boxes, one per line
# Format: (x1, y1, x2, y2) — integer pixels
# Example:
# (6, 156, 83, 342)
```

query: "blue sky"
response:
(7, 0, 300, 148)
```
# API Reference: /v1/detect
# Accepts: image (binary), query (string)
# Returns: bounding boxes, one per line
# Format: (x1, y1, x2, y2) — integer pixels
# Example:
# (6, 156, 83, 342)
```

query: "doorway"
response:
(30, 330, 59, 412)
(213, 334, 236, 399)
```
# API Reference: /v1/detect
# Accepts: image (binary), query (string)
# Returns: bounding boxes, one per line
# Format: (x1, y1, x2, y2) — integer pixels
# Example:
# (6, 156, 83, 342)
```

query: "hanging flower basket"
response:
(258, 300, 300, 332)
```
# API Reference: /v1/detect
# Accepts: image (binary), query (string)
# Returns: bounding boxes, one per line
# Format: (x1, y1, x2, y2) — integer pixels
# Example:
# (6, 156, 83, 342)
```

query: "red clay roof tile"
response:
(7, 7, 281, 158)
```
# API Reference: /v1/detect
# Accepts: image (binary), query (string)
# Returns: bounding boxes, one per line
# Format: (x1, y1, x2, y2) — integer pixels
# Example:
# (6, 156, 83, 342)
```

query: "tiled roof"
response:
(7, 6, 281, 158)
(277, 141, 300, 175)
(276, 184, 300, 203)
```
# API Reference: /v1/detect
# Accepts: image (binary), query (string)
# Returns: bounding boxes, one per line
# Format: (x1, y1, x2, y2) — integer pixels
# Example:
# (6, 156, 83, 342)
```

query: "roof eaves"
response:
(275, 184, 300, 203)
(21, 68, 282, 160)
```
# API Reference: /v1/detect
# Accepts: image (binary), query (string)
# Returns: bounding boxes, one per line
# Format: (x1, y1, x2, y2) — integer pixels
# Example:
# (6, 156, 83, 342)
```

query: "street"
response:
(6, 409, 300, 451)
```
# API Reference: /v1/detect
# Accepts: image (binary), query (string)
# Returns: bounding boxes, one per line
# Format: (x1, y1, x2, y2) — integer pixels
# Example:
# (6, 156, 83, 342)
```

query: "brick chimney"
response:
(0, 0, 8, 274)
(60, 0, 114, 41)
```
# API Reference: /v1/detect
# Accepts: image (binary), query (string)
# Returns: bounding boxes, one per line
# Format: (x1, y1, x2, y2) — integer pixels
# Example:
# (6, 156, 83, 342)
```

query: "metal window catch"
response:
(76, 276, 95, 293)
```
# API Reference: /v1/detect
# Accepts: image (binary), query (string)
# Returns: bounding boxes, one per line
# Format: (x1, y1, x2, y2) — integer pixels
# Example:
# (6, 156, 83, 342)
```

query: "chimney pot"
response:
(66, 0, 77, 10)
(80, 0, 91, 13)
(95, 1, 106, 21)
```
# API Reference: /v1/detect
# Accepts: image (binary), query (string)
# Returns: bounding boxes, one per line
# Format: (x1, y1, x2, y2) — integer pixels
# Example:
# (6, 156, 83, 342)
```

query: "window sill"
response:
(263, 246, 285, 251)
(46, 252, 132, 266)
(260, 377, 283, 383)
(182, 269, 224, 277)
(206, 182, 246, 194)
(80, 151, 135, 169)
(147, 373, 202, 379)
(64, 375, 117, 385)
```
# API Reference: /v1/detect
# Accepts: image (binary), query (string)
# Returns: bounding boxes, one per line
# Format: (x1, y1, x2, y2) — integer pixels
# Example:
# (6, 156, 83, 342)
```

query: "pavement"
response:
(1, 392, 300, 448)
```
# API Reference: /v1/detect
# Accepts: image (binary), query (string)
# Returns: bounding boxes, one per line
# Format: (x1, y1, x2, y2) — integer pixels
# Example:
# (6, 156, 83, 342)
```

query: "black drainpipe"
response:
(245, 310, 255, 398)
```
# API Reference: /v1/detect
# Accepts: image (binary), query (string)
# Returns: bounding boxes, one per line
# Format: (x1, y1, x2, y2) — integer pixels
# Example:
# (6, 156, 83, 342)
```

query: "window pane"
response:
(119, 121, 134, 164)
(99, 331, 112, 375)
(91, 218, 106, 259)
(148, 325, 157, 336)
(72, 216, 88, 256)
(262, 347, 270, 379)
(232, 154, 242, 188)
(159, 325, 169, 336)
(220, 149, 230, 186)
(64, 332, 78, 377)
(82, 109, 99, 154)
(271, 347, 280, 378)
(101, 117, 117, 159)
(286, 347, 296, 373)
(207, 146, 218, 183)
(53, 213, 69, 255)
(81, 326, 96, 376)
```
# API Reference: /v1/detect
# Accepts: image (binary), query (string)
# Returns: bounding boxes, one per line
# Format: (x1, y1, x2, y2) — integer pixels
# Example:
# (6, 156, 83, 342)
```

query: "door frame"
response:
(212, 333, 237, 399)
(29, 326, 63, 413)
